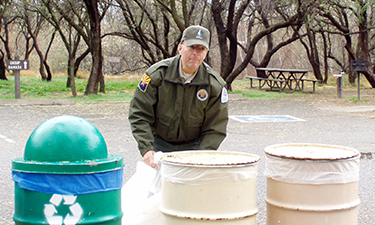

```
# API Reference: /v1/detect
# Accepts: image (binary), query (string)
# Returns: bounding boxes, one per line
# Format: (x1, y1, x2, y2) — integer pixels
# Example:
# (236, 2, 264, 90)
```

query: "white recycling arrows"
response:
(44, 194, 83, 225)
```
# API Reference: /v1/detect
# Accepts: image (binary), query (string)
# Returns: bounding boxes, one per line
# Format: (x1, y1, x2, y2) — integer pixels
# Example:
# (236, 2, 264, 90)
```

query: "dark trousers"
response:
(154, 135, 201, 152)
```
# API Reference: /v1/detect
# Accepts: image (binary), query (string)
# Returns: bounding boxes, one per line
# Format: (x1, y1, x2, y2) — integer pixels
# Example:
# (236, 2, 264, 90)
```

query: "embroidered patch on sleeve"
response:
(138, 74, 151, 92)
(221, 87, 229, 103)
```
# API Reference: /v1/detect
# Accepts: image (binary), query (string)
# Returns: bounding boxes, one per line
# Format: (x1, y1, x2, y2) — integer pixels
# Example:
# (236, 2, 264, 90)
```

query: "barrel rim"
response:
(161, 150, 260, 168)
(264, 143, 360, 160)
(12, 154, 124, 174)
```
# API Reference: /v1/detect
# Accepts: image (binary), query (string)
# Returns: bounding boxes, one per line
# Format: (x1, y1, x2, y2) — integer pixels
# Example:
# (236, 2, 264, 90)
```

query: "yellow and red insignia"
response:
(138, 74, 151, 92)
(196, 89, 208, 101)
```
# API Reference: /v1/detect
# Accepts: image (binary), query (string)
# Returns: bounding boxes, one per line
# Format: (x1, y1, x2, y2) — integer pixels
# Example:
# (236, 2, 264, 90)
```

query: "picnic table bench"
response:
(246, 68, 321, 93)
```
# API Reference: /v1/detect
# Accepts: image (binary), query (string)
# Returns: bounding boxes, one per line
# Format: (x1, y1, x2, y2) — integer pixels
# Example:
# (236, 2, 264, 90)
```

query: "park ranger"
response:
(128, 25, 229, 168)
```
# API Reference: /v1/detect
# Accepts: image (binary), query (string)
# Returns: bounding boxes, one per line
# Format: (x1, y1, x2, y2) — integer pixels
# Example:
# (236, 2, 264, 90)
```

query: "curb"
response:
(0, 99, 76, 106)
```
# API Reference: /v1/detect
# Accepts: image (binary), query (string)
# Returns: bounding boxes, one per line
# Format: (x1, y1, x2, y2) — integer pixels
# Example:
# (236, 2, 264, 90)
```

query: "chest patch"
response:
(197, 89, 208, 101)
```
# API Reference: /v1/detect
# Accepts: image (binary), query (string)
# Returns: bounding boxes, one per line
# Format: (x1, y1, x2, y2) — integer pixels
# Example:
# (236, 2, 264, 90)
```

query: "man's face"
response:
(178, 43, 209, 74)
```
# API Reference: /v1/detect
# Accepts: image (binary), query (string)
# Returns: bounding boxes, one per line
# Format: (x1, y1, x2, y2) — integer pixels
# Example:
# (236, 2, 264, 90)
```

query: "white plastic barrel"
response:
(264, 143, 360, 225)
(159, 150, 260, 224)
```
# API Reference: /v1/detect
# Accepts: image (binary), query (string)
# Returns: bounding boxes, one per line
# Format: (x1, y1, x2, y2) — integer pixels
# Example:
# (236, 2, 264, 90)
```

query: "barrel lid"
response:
(12, 115, 124, 174)
(161, 150, 260, 167)
(264, 143, 360, 160)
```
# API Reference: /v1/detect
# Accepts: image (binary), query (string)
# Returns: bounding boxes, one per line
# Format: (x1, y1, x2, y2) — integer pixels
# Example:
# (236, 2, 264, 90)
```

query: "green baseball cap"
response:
(181, 25, 210, 50)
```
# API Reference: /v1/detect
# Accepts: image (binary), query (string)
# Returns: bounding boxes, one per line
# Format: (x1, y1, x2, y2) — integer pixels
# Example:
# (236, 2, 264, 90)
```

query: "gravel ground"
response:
(0, 89, 374, 224)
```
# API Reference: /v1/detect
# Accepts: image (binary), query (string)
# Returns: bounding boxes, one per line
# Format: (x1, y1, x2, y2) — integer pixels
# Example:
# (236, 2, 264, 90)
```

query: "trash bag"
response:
(122, 153, 163, 225)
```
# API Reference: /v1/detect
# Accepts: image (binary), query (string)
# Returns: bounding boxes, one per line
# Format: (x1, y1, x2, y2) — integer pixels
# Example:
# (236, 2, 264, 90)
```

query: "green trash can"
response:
(12, 115, 125, 225)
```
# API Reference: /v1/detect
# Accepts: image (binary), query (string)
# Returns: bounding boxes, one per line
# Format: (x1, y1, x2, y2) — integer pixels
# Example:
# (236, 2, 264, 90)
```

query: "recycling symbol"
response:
(44, 194, 83, 225)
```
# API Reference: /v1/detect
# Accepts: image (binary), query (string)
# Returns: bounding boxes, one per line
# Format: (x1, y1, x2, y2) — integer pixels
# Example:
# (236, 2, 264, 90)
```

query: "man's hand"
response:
(143, 150, 157, 168)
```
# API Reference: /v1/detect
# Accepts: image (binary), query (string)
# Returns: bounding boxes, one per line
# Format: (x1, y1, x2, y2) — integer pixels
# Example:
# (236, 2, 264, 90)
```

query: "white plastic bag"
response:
(121, 152, 164, 225)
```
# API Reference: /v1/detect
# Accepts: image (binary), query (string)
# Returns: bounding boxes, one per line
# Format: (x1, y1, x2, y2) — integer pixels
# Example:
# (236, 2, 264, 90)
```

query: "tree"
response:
(0, 49, 5, 80)
(298, 24, 324, 82)
(318, 0, 375, 86)
(51, 0, 110, 94)
(18, 1, 51, 81)
(38, 0, 84, 96)
(82, 0, 106, 94)
(211, 0, 309, 90)
(112, 0, 212, 66)
(0, 0, 10, 80)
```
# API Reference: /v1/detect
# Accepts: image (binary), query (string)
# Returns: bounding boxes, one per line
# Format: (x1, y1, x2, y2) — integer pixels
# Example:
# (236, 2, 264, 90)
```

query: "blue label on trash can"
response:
(12, 168, 123, 195)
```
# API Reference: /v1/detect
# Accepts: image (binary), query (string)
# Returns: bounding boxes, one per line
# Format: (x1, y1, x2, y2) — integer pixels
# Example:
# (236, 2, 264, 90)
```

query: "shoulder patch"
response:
(138, 74, 151, 92)
(221, 87, 229, 103)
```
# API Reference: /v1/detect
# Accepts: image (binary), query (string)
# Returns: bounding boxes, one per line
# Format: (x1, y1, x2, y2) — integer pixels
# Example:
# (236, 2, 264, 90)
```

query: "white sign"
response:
(7, 60, 29, 70)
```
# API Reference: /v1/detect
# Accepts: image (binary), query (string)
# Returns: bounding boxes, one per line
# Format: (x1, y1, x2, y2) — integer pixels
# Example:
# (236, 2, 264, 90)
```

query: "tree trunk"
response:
(83, 0, 104, 95)
(306, 28, 323, 81)
(67, 57, 77, 97)
(0, 50, 6, 80)
(356, 2, 375, 87)
(74, 49, 90, 77)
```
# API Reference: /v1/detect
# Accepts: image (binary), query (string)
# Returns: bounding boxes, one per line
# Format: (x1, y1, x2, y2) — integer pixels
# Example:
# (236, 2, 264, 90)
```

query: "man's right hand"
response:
(143, 150, 157, 168)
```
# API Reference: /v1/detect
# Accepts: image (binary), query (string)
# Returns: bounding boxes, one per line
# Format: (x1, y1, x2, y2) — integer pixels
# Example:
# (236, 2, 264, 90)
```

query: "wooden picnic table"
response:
(247, 68, 321, 93)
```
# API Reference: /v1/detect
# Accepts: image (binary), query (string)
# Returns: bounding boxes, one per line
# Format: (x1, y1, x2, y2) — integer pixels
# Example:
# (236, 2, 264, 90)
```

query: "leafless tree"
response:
(211, 0, 309, 90)
(19, 1, 52, 81)
(0, 0, 10, 80)
(317, 0, 375, 86)
(50, 0, 110, 94)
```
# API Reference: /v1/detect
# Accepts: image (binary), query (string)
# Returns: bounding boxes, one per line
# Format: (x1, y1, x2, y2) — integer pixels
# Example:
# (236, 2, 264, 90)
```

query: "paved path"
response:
(0, 99, 374, 224)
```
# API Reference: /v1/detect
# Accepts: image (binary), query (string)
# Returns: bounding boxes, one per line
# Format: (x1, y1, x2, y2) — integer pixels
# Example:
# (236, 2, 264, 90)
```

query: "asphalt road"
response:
(0, 98, 374, 224)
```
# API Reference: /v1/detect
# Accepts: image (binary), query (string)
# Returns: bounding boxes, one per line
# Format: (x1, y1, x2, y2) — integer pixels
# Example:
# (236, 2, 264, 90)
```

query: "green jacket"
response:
(128, 55, 229, 156)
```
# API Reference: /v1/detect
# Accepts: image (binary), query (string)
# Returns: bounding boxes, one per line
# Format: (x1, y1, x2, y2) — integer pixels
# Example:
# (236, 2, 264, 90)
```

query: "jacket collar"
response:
(165, 55, 209, 85)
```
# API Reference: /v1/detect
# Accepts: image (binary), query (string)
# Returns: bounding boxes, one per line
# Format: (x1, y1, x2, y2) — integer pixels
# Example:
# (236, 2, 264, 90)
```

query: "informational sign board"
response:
(7, 60, 30, 70)
(7, 57, 30, 99)
(350, 60, 366, 72)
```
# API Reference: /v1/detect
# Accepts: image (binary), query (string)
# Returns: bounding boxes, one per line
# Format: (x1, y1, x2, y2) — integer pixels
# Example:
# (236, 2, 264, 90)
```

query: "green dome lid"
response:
(12, 115, 124, 174)
(24, 115, 107, 161)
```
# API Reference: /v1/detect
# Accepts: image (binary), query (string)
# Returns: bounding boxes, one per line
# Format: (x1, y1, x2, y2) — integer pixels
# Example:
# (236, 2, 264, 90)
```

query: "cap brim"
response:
(184, 40, 209, 50)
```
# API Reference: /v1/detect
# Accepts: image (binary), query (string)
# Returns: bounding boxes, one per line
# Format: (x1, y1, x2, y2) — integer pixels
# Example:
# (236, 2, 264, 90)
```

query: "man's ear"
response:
(177, 43, 183, 52)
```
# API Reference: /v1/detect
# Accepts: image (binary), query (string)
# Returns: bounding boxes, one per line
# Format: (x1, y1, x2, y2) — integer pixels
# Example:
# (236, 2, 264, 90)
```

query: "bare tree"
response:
(50, 0, 110, 94)
(318, 0, 375, 86)
(0, 0, 10, 80)
(211, 0, 309, 90)
(82, 0, 106, 94)
(9, 0, 55, 81)
(38, 0, 84, 96)
(112, 0, 212, 66)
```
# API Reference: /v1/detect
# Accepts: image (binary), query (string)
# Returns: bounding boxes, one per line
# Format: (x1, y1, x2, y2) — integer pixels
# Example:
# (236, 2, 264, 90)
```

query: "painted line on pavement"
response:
(0, 133, 15, 143)
(229, 115, 305, 123)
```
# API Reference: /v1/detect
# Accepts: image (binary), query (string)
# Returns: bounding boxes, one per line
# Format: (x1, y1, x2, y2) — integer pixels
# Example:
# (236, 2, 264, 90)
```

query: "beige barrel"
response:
(264, 143, 360, 225)
(159, 150, 260, 224)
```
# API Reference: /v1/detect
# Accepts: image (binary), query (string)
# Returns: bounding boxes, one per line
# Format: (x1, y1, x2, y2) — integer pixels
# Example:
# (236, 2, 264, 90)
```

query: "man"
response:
(128, 25, 229, 168)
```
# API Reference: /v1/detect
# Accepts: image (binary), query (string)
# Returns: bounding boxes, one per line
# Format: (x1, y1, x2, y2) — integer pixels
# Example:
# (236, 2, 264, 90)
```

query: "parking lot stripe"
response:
(0, 134, 15, 143)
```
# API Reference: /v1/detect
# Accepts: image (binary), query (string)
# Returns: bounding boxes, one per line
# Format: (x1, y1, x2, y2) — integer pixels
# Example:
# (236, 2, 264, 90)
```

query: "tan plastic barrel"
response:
(159, 150, 260, 224)
(264, 143, 360, 225)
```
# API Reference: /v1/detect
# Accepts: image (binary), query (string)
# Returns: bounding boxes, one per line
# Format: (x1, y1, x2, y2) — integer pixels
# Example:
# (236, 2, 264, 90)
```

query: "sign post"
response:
(350, 60, 366, 100)
(6, 56, 30, 99)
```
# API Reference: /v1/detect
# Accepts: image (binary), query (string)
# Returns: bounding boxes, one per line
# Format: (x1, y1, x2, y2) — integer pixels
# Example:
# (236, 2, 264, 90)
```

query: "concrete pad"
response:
(0, 99, 76, 106)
